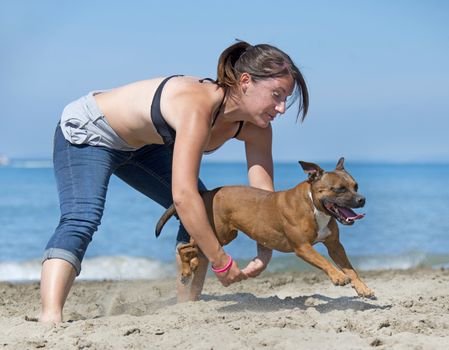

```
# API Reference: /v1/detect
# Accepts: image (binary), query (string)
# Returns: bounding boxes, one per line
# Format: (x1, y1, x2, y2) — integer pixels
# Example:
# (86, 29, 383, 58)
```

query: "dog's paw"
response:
(180, 267, 192, 279)
(357, 288, 375, 299)
(330, 272, 351, 286)
(353, 281, 375, 298)
(190, 257, 199, 272)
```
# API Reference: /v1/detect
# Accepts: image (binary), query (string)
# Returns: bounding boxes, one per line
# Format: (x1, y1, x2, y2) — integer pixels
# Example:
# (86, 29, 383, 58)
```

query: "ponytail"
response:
(217, 40, 251, 89)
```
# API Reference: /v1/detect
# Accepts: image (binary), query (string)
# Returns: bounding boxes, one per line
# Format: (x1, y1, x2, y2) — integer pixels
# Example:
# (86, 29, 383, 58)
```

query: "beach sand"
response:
(1, 269, 449, 349)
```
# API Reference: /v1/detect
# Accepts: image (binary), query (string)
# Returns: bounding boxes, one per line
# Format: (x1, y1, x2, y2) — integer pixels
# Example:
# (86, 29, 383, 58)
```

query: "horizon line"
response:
(1, 157, 449, 166)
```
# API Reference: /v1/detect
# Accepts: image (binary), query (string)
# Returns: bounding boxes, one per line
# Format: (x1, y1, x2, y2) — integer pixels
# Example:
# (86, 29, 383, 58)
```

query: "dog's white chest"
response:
(309, 192, 332, 244)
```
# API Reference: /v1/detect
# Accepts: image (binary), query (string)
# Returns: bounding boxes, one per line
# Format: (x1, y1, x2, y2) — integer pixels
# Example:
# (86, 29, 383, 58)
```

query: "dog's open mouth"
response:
(324, 202, 365, 225)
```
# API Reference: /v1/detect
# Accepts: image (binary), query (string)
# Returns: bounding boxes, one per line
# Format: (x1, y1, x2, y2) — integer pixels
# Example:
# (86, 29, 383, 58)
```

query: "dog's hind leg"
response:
(189, 250, 208, 301)
(176, 253, 193, 303)
(176, 241, 208, 302)
(176, 242, 197, 302)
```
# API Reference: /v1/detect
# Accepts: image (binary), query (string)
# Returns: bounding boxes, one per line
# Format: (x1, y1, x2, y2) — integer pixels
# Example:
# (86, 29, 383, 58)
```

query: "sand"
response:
(1, 268, 449, 349)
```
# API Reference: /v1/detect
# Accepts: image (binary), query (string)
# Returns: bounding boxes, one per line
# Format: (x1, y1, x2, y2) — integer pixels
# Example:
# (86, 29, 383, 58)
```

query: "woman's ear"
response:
(239, 73, 251, 94)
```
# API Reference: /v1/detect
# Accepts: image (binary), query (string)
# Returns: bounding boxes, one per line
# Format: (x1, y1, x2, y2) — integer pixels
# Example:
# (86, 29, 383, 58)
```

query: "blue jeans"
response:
(43, 125, 206, 275)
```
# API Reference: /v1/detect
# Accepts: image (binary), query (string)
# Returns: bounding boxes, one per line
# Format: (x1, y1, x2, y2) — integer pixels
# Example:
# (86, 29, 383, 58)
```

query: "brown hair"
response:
(216, 40, 309, 121)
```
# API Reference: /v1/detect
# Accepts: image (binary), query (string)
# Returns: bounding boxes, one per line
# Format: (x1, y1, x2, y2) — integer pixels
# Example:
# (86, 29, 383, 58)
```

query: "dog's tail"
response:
(155, 204, 177, 238)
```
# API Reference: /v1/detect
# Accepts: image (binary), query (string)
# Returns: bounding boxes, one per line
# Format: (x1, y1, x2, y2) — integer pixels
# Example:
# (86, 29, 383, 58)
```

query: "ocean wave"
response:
(355, 251, 429, 270)
(265, 251, 449, 273)
(2, 252, 448, 282)
(0, 256, 177, 282)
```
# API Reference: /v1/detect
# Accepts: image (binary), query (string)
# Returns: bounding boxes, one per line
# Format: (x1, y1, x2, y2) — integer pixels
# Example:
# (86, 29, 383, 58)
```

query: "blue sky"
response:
(1, 0, 448, 162)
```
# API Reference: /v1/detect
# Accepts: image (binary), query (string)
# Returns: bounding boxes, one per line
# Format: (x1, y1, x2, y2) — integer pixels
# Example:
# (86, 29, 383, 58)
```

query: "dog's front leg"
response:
(324, 238, 374, 298)
(294, 243, 350, 286)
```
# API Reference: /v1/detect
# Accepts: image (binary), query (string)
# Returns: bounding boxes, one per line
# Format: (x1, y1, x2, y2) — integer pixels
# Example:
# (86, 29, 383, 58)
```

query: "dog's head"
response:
(299, 157, 365, 225)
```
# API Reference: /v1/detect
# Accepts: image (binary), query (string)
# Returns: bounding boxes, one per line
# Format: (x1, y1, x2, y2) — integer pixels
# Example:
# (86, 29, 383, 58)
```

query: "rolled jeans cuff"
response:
(42, 248, 82, 276)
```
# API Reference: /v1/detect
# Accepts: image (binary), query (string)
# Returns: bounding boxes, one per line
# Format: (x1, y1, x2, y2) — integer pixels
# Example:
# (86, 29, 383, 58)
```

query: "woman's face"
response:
(240, 73, 295, 128)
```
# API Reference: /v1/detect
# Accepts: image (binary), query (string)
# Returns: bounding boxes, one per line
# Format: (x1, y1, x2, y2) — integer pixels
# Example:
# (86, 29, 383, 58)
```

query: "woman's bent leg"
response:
(40, 125, 124, 322)
(114, 144, 207, 245)
(114, 145, 209, 301)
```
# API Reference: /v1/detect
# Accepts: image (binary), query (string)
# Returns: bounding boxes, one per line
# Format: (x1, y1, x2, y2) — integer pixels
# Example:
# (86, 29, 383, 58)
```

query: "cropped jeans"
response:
(43, 125, 205, 275)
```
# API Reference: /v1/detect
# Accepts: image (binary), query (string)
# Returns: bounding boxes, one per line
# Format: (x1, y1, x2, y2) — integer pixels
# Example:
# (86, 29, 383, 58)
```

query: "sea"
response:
(1, 159, 449, 282)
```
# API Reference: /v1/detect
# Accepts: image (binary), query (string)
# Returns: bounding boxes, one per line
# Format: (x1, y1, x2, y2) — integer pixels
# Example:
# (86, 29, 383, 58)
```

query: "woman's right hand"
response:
(213, 259, 247, 287)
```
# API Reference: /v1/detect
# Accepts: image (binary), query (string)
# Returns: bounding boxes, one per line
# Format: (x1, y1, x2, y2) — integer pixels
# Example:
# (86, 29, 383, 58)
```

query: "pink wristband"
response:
(211, 255, 233, 274)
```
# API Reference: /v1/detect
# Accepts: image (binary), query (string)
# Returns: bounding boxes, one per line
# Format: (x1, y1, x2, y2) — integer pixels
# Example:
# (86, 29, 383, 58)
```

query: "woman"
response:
(40, 40, 309, 323)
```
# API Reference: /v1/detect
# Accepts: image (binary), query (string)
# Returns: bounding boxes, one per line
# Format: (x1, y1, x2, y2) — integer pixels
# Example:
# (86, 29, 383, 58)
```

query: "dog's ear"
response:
(298, 161, 324, 182)
(335, 157, 345, 171)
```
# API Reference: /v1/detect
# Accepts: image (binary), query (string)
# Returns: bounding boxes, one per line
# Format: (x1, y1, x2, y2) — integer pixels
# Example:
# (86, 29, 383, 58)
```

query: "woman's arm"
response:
(239, 123, 274, 277)
(171, 93, 246, 286)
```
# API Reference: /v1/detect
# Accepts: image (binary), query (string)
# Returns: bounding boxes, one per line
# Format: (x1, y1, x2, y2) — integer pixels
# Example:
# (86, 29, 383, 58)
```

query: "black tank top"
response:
(150, 75, 244, 153)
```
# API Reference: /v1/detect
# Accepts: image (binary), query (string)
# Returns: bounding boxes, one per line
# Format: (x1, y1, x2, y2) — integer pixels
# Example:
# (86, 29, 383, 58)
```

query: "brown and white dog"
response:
(156, 158, 374, 298)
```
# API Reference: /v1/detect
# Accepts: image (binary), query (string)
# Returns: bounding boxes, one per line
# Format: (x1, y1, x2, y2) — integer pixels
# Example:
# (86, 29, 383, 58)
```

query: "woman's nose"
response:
(275, 101, 286, 114)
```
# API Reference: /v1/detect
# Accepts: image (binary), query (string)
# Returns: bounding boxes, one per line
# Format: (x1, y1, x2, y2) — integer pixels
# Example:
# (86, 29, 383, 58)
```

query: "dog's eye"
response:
(332, 187, 347, 193)
(354, 184, 359, 192)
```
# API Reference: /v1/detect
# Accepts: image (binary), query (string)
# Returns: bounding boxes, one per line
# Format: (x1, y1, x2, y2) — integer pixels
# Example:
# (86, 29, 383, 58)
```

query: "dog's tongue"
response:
(338, 207, 365, 221)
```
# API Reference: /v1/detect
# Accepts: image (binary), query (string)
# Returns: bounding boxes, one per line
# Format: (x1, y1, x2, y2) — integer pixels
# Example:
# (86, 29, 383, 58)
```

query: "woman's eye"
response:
(272, 91, 283, 102)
